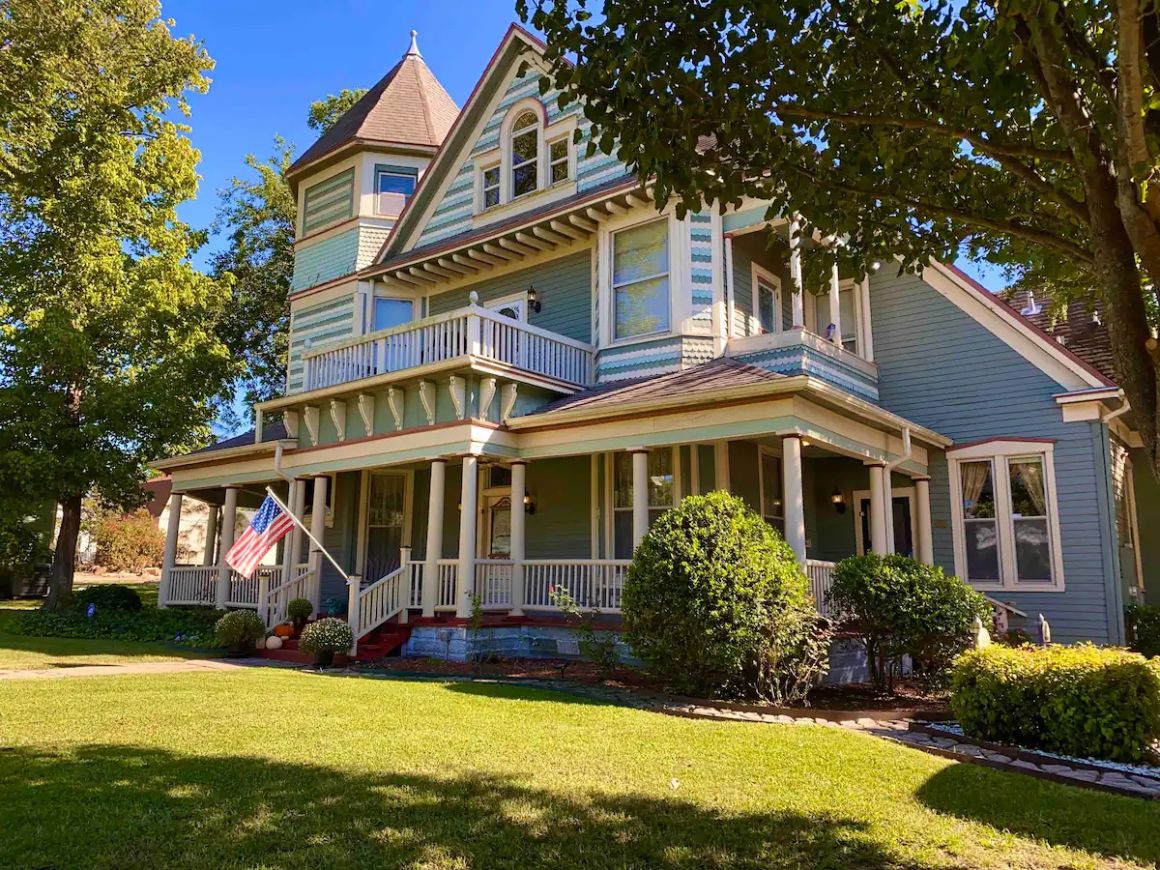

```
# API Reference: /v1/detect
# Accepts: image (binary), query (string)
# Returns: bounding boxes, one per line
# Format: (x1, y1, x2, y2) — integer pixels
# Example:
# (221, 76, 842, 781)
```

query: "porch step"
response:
(357, 625, 411, 661)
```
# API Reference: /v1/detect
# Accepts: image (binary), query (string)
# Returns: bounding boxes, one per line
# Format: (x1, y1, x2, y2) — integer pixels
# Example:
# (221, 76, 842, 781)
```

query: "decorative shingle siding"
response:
(733, 344, 879, 401)
(357, 226, 392, 269)
(302, 168, 355, 235)
(689, 212, 715, 332)
(287, 294, 355, 394)
(595, 336, 683, 382)
(871, 270, 1121, 643)
(292, 229, 360, 292)
(416, 68, 633, 249)
(427, 250, 593, 345)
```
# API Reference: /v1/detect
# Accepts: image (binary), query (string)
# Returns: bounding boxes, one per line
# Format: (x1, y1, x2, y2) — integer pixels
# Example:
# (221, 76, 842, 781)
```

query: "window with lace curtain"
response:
(949, 441, 1063, 590)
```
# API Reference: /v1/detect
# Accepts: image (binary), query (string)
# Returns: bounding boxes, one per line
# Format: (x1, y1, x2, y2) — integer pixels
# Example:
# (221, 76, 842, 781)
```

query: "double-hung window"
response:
(612, 218, 671, 340)
(481, 164, 501, 209)
(950, 441, 1063, 590)
(811, 282, 860, 354)
(612, 449, 675, 558)
(759, 449, 784, 534)
(549, 138, 569, 184)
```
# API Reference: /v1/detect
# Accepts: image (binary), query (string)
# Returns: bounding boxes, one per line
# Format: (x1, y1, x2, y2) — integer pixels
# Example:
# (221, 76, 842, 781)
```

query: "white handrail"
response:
(166, 566, 217, 606)
(357, 566, 406, 638)
(266, 567, 316, 626)
(475, 559, 513, 609)
(805, 559, 837, 617)
(523, 559, 631, 611)
(435, 559, 458, 610)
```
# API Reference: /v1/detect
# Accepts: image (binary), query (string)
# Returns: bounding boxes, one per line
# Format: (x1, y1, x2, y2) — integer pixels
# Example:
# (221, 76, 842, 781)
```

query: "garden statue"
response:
(972, 617, 991, 650)
(1038, 614, 1052, 646)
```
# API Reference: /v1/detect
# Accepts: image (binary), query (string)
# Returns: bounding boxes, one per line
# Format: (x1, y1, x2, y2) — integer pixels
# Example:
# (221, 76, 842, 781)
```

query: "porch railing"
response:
(301, 305, 595, 392)
(523, 560, 632, 611)
(476, 559, 513, 609)
(356, 566, 407, 639)
(266, 567, 317, 626)
(166, 566, 218, 606)
(805, 559, 837, 617)
(435, 560, 459, 610)
(226, 566, 281, 608)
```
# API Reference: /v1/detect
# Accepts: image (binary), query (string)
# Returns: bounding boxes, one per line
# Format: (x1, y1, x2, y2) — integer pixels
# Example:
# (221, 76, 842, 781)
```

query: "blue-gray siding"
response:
(870, 270, 1121, 643)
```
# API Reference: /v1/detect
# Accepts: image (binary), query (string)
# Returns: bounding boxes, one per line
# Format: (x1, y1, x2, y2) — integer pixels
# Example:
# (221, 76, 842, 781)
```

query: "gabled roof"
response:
(1001, 291, 1117, 383)
(287, 32, 460, 182)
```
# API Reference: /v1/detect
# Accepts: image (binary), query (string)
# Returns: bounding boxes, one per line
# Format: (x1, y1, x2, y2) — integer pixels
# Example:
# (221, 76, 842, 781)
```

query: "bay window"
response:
(950, 441, 1063, 590)
(612, 218, 671, 340)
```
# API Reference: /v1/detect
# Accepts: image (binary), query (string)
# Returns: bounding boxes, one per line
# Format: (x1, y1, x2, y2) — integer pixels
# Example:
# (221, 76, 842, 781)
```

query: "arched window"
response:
(510, 110, 540, 198)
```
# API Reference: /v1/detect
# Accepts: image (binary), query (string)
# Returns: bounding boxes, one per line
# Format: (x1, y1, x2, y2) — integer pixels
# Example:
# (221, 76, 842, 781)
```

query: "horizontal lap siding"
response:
(287, 295, 355, 394)
(292, 229, 360, 291)
(1132, 448, 1160, 605)
(871, 271, 1118, 643)
(319, 471, 360, 607)
(427, 250, 593, 343)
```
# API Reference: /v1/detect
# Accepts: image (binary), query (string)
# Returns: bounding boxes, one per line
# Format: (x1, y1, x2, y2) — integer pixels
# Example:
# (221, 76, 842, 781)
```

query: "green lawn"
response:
(1, 670, 1159, 868)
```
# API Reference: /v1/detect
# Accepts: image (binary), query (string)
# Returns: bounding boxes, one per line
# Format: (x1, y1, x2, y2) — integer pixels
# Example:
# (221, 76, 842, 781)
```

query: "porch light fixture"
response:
(523, 491, 536, 515)
(831, 487, 847, 514)
(527, 286, 542, 313)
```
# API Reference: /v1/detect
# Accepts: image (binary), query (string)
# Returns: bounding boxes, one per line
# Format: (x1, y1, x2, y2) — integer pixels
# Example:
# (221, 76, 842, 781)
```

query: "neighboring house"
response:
(152, 26, 1157, 658)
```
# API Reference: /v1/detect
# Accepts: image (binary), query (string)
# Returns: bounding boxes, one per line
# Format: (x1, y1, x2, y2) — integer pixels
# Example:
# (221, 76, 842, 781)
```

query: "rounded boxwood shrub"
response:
(213, 610, 266, 650)
(622, 491, 822, 700)
(74, 584, 143, 613)
(286, 598, 313, 624)
(951, 644, 1160, 762)
(299, 617, 354, 654)
(827, 553, 991, 692)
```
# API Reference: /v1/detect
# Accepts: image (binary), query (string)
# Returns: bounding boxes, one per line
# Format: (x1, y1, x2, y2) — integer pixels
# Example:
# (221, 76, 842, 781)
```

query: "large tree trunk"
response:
(44, 493, 81, 611)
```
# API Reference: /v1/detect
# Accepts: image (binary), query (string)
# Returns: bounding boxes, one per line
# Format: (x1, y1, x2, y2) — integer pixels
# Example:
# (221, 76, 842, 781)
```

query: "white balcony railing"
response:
(302, 304, 594, 392)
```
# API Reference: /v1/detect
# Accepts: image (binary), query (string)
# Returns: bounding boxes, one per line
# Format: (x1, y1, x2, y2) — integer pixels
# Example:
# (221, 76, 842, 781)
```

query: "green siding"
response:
(292, 229, 360, 292)
(302, 168, 355, 235)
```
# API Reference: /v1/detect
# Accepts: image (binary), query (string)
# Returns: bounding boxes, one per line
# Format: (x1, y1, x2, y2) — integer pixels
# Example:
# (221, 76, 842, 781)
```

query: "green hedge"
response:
(1126, 604, 1160, 659)
(9, 606, 221, 647)
(951, 644, 1160, 762)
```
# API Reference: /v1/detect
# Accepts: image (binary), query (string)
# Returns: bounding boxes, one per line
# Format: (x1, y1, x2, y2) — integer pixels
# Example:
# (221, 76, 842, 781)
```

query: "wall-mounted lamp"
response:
(831, 487, 847, 515)
(523, 491, 536, 515)
(527, 286, 542, 313)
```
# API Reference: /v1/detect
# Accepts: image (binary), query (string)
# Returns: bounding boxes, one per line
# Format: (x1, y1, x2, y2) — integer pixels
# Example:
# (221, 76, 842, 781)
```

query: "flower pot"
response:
(314, 649, 335, 668)
(225, 641, 254, 658)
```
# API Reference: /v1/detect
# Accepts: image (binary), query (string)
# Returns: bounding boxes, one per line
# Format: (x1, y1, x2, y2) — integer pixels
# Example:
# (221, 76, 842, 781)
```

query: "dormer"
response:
(287, 32, 459, 292)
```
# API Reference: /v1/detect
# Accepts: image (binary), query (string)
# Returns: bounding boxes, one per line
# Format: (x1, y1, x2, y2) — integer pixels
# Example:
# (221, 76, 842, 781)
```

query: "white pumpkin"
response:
(265, 635, 284, 650)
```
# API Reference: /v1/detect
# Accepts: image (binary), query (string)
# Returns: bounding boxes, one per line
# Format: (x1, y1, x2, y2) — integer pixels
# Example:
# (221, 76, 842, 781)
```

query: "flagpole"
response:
(265, 486, 351, 583)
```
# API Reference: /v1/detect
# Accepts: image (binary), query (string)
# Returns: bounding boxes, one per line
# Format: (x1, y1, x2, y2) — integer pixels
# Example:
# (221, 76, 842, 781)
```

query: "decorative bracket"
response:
(448, 375, 466, 420)
(356, 393, 375, 438)
(418, 380, 436, 426)
(303, 405, 320, 447)
(501, 382, 519, 424)
(478, 377, 498, 422)
(329, 399, 347, 442)
(283, 409, 299, 439)
(387, 386, 404, 431)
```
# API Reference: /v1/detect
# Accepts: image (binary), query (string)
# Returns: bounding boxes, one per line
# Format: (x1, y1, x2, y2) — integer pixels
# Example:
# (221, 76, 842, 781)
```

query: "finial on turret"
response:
(406, 30, 422, 58)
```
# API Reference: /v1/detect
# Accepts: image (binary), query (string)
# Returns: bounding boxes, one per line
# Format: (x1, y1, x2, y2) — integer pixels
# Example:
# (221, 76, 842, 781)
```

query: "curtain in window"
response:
(960, 462, 990, 512)
(1010, 459, 1046, 516)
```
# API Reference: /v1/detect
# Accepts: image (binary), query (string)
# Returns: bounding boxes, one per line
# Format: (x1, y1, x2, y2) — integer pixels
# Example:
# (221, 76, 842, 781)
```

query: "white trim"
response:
(757, 444, 784, 524)
(484, 292, 527, 322)
(947, 440, 1066, 592)
(604, 211, 676, 346)
(1125, 455, 1146, 594)
(751, 263, 783, 334)
(853, 487, 916, 556)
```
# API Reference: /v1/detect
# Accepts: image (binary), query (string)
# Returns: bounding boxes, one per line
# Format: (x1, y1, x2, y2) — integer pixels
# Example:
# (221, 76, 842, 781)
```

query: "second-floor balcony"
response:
(302, 299, 595, 392)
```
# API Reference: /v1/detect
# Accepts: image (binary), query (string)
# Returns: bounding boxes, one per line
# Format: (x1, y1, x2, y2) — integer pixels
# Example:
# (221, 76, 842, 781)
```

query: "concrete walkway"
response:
(0, 657, 289, 681)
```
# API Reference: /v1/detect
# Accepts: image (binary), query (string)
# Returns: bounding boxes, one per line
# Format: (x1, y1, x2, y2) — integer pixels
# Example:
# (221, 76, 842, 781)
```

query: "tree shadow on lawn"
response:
(917, 761, 1160, 863)
(441, 679, 612, 705)
(0, 744, 953, 870)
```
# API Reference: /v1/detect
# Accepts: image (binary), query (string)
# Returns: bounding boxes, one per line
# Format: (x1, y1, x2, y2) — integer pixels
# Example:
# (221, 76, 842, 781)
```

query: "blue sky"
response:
(165, 0, 1003, 288)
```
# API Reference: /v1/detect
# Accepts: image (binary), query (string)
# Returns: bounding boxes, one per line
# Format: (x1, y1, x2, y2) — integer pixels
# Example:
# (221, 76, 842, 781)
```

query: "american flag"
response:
(226, 495, 295, 579)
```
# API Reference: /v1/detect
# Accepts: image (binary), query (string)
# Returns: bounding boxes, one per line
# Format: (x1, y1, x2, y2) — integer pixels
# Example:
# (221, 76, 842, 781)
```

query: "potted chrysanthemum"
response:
(214, 610, 267, 657)
(298, 617, 354, 667)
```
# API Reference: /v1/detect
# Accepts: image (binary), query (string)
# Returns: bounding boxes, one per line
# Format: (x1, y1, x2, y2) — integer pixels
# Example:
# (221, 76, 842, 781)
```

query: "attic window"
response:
(511, 111, 540, 198)
(375, 166, 417, 216)
(549, 138, 569, 184)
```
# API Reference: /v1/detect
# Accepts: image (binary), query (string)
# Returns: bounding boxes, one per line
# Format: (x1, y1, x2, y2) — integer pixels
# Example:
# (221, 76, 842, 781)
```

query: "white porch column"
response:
(915, 476, 934, 565)
(215, 487, 239, 609)
(882, 474, 897, 555)
(509, 461, 527, 616)
(201, 505, 218, 567)
(289, 476, 308, 570)
(859, 276, 875, 361)
(782, 435, 807, 564)
(456, 455, 479, 618)
(789, 214, 805, 327)
(828, 260, 842, 345)
(422, 459, 447, 618)
(159, 491, 184, 609)
(714, 440, 731, 493)
(307, 475, 329, 611)
(631, 449, 649, 550)
(867, 464, 888, 554)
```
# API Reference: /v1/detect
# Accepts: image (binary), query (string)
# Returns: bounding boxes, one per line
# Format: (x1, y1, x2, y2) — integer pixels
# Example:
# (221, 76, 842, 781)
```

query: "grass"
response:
(1, 670, 1159, 868)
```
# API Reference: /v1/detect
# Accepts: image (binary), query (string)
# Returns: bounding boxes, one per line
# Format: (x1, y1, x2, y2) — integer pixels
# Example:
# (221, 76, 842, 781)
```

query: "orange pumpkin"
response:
(273, 623, 295, 638)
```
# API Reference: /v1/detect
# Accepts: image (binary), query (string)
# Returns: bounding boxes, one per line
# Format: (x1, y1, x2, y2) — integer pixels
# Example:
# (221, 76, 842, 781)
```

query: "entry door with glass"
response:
(857, 493, 915, 557)
(364, 472, 409, 583)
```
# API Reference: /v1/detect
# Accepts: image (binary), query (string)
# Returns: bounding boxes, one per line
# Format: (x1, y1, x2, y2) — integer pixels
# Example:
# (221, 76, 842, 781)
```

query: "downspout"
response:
(273, 442, 293, 483)
(1101, 395, 1131, 645)
(880, 427, 913, 554)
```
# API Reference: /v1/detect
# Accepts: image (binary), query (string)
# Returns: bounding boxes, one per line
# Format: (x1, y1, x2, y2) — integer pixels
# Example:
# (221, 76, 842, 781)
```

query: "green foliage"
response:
(951, 644, 1160, 762)
(0, 0, 235, 607)
(92, 510, 165, 573)
(1127, 604, 1160, 659)
(299, 617, 353, 654)
(213, 610, 266, 649)
(622, 491, 822, 700)
(828, 554, 991, 692)
(307, 89, 368, 133)
(75, 584, 143, 613)
(520, 0, 1160, 475)
(286, 598, 313, 622)
(11, 606, 218, 647)
(550, 585, 619, 674)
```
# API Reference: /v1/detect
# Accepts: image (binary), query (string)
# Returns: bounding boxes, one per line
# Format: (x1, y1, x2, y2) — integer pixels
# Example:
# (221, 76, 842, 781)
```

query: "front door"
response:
(365, 472, 408, 582)
(857, 494, 915, 557)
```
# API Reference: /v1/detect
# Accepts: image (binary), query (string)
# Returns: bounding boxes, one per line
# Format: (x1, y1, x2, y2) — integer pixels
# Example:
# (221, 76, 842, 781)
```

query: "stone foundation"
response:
(402, 625, 634, 664)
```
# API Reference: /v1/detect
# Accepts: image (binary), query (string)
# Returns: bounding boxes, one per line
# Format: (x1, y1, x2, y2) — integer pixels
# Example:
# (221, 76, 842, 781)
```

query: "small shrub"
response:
(286, 597, 313, 625)
(75, 584, 143, 613)
(299, 617, 354, 654)
(551, 585, 619, 674)
(1126, 604, 1160, 658)
(951, 644, 1160, 762)
(92, 510, 165, 573)
(12, 607, 218, 646)
(623, 491, 820, 700)
(213, 610, 266, 650)
(827, 554, 991, 693)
